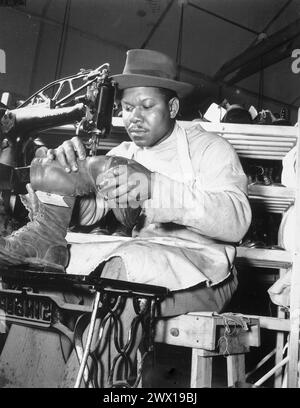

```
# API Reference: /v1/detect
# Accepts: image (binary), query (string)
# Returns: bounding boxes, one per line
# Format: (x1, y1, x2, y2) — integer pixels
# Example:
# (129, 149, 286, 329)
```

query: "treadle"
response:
(154, 312, 260, 388)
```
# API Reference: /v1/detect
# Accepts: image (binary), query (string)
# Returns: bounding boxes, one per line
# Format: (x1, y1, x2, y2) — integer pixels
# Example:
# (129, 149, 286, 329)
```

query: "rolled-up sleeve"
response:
(76, 194, 108, 226)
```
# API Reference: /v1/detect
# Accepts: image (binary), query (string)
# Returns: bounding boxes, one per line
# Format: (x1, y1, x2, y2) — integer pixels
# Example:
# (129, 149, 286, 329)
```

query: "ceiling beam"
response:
(227, 39, 297, 85)
(262, 0, 293, 33)
(7, 4, 299, 114)
(179, 65, 299, 112)
(187, 1, 259, 35)
(214, 17, 300, 81)
(28, 0, 53, 95)
(12, 7, 129, 52)
(188, 0, 293, 85)
(140, 0, 174, 49)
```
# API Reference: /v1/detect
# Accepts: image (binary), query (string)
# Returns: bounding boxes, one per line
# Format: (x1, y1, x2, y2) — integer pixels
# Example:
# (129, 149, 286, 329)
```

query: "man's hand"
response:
(47, 136, 86, 173)
(98, 160, 153, 208)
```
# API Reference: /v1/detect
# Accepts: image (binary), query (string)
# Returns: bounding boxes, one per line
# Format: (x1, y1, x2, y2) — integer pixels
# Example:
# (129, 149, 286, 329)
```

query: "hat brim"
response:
(111, 74, 194, 98)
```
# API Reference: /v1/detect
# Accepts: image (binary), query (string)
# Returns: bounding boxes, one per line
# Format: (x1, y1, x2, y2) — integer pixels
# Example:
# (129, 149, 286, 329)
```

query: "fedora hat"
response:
(112, 49, 194, 98)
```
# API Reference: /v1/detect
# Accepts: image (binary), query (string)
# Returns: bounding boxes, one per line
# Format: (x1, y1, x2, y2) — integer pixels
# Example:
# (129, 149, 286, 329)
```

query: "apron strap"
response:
(128, 122, 195, 184)
(176, 123, 195, 183)
(128, 143, 138, 160)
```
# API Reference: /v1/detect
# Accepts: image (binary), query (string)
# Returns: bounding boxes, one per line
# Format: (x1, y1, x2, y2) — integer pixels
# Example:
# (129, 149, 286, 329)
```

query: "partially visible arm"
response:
(142, 136, 252, 243)
(76, 194, 109, 226)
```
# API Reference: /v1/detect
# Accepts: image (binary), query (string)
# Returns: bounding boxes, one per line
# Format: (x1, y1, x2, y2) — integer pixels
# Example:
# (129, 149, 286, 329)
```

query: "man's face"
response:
(121, 87, 177, 148)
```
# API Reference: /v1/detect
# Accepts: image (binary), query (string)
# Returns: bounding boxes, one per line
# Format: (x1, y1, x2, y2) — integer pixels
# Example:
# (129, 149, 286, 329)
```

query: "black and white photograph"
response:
(0, 0, 300, 391)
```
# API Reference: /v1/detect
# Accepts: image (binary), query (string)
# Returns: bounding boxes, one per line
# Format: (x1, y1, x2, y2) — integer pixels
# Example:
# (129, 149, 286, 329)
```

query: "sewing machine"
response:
(0, 257, 168, 387)
(0, 64, 166, 388)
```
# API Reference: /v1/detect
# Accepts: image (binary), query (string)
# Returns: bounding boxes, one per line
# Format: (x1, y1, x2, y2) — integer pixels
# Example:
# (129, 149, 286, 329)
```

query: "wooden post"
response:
(287, 108, 300, 388)
(190, 349, 213, 388)
(227, 355, 246, 387)
(274, 269, 288, 388)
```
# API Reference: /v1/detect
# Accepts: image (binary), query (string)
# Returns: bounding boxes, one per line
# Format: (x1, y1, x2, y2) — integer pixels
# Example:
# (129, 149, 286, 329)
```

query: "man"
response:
(0, 49, 251, 386)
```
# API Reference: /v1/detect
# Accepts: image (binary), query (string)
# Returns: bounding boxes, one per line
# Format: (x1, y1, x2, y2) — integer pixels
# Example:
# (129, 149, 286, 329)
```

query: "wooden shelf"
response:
(38, 119, 298, 161)
(192, 121, 297, 160)
(111, 119, 297, 160)
(37, 121, 130, 151)
(236, 246, 292, 269)
(39, 123, 295, 216)
(248, 184, 295, 213)
(40, 123, 296, 214)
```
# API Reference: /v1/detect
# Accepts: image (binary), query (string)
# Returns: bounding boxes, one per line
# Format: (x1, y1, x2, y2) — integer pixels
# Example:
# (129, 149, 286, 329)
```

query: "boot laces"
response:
(9, 212, 45, 238)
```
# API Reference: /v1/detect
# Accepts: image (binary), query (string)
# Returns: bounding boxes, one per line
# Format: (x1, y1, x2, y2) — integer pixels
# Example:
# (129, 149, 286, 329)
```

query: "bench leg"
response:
(227, 354, 245, 387)
(190, 349, 213, 388)
(274, 269, 287, 388)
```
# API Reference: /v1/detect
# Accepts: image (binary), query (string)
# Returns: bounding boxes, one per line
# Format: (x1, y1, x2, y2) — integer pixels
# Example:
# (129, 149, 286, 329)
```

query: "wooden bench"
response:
(153, 312, 261, 388)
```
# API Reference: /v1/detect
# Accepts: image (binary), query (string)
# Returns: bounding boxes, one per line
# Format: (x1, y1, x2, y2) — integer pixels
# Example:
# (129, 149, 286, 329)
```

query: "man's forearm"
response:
(142, 173, 252, 242)
(76, 195, 108, 226)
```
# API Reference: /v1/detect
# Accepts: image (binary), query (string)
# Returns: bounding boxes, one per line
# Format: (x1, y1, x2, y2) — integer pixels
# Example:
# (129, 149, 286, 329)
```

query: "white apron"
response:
(66, 124, 235, 291)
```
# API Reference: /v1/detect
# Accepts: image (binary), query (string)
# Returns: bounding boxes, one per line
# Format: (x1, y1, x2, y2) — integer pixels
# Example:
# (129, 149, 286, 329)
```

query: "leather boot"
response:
(0, 196, 75, 270)
(30, 155, 142, 229)
(0, 155, 142, 269)
(30, 155, 136, 195)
